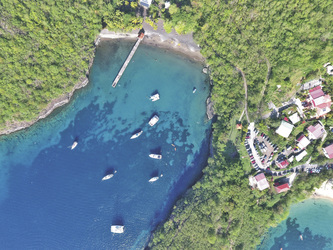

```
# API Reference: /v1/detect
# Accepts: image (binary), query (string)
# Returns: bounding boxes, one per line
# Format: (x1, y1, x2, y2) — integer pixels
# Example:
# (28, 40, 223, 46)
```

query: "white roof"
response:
(289, 113, 300, 124)
(327, 65, 333, 75)
(296, 150, 307, 161)
(276, 121, 294, 138)
(297, 135, 310, 149)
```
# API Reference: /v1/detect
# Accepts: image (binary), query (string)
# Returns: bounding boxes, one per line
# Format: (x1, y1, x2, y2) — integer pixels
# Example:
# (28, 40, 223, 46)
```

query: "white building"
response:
(276, 121, 294, 138)
(139, 0, 153, 8)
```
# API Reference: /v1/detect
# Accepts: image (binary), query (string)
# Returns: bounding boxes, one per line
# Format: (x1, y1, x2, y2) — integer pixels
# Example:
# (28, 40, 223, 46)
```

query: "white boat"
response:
(193, 87, 197, 93)
(130, 130, 143, 139)
(102, 171, 117, 181)
(150, 93, 160, 102)
(111, 225, 124, 234)
(149, 154, 162, 160)
(148, 115, 159, 126)
(149, 177, 159, 183)
(71, 141, 78, 150)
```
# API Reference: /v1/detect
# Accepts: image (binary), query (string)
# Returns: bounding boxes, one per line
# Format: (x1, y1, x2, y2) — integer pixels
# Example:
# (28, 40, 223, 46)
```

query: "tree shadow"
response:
(222, 140, 239, 161)
(270, 218, 332, 250)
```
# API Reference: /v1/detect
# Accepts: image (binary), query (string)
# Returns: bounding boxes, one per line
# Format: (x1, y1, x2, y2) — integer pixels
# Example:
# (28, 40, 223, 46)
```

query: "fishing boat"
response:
(130, 130, 143, 139)
(148, 115, 159, 126)
(149, 154, 162, 160)
(149, 177, 159, 183)
(150, 93, 160, 102)
(102, 171, 117, 181)
(71, 141, 78, 150)
(111, 225, 124, 234)
(193, 87, 197, 93)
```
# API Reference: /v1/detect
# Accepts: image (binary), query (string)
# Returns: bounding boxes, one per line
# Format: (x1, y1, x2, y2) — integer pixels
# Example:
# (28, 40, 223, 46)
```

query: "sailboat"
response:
(71, 141, 78, 150)
(102, 171, 117, 181)
(130, 130, 143, 139)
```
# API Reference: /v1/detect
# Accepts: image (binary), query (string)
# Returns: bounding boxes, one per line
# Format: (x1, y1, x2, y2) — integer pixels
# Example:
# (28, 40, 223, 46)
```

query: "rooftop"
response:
(309, 86, 325, 99)
(255, 173, 270, 191)
(275, 183, 290, 194)
(276, 121, 294, 138)
(296, 150, 307, 161)
(289, 113, 301, 124)
(323, 144, 333, 159)
(296, 134, 310, 149)
(307, 123, 325, 139)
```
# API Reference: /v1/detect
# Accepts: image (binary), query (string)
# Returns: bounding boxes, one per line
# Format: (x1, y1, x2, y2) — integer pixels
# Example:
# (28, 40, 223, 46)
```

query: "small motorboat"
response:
(102, 171, 117, 181)
(111, 225, 124, 234)
(71, 141, 78, 150)
(150, 93, 160, 102)
(149, 154, 162, 160)
(130, 130, 143, 139)
(148, 115, 159, 127)
(193, 87, 197, 93)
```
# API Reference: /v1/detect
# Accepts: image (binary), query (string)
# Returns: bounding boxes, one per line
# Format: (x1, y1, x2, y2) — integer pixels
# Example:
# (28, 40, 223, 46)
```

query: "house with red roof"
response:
(307, 123, 326, 140)
(274, 183, 290, 194)
(254, 173, 270, 191)
(296, 134, 311, 149)
(308, 86, 332, 117)
(276, 159, 289, 169)
(323, 144, 333, 159)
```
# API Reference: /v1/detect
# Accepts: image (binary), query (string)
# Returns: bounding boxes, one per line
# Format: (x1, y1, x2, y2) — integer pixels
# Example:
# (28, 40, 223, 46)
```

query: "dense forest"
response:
(2, 0, 333, 249)
(0, 0, 141, 130)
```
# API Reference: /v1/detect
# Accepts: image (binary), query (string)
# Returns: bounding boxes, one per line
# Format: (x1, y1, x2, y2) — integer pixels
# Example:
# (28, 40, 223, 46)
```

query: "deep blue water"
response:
(0, 41, 211, 249)
(259, 199, 333, 250)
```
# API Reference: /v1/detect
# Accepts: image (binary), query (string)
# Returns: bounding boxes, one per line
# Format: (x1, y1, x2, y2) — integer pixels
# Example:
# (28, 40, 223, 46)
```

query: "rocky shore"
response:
(1, 20, 211, 136)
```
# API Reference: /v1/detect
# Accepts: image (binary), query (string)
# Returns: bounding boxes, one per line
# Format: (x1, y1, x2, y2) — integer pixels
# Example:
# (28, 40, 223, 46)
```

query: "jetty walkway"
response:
(112, 32, 144, 88)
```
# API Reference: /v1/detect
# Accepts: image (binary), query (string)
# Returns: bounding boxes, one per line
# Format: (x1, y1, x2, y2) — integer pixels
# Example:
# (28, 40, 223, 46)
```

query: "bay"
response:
(258, 198, 333, 250)
(0, 40, 211, 249)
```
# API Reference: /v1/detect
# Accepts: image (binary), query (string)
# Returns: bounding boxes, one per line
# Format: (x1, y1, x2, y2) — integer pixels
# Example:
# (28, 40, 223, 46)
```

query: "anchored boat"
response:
(149, 174, 163, 183)
(150, 93, 160, 102)
(149, 177, 159, 183)
(111, 225, 124, 234)
(71, 141, 78, 150)
(149, 154, 162, 160)
(148, 115, 159, 126)
(102, 171, 117, 181)
(130, 130, 143, 139)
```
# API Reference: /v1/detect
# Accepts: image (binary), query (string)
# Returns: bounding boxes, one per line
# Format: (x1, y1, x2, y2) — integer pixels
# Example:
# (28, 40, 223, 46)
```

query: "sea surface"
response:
(0, 40, 211, 249)
(259, 198, 333, 250)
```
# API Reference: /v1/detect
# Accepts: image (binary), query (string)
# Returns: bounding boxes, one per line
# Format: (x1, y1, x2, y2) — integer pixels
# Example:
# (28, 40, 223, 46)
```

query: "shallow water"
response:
(259, 198, 333, 250)
(0, 40, 211, 249)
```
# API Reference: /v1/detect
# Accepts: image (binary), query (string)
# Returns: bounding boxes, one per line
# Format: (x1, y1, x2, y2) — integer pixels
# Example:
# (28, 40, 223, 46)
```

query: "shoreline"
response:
(0, 21, 206, 137)
(311, 180, 333, 201)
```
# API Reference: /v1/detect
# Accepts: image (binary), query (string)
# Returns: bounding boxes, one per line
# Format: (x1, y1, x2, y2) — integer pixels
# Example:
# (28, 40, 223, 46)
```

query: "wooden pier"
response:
(112, 33, 144, 88)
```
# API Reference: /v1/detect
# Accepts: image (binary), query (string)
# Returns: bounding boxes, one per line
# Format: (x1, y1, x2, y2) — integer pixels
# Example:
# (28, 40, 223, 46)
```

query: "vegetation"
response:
(0, 0, 141, 130)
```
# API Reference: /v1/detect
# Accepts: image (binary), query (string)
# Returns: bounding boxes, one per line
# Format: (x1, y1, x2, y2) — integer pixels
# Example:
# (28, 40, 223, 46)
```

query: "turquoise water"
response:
(259, 199, 333, 250)
(0, 40, 211, 248)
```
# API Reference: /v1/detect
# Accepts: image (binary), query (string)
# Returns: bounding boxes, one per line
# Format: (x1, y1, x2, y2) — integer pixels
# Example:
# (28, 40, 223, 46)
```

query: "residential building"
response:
(295, 150, 307, 161)
(289, 113, 301, 124)
(307, 123, 326, 140)
(323, 144, 333, 159)
(276, 159, 289, 169)
(274, 183, 290, 194)
(296, 134, 311, 149)
(139, 0, 153, 8)
(308, 86, 332, 117)
(276, 121, 294, 138)
(254, 173, 270, 191)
